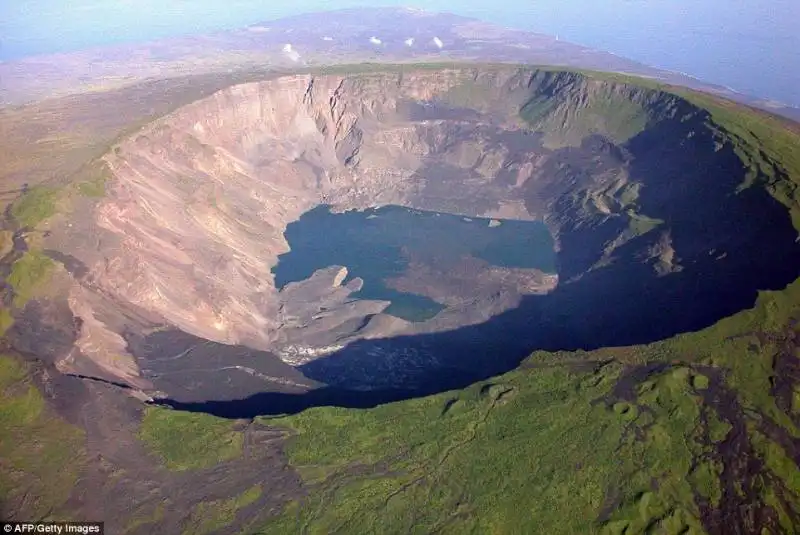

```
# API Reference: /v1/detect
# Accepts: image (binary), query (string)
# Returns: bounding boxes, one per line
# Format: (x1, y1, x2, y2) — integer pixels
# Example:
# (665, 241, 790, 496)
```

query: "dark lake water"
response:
(273, 205, 556, 322)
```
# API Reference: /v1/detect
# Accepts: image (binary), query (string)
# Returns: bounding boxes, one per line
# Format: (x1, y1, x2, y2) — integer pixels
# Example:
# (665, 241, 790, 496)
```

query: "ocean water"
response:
(471, 0, 799, 107)
(272, 205, 556, 321)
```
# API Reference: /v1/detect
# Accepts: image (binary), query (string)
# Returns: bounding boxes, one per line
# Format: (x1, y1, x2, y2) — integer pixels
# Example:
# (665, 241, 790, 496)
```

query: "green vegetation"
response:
(138, 406, 244, 471)
(750, 428, 800, 496)
(10, 186, 59, 227)
(76, 161, 112, 198)
(0, 229, 12, 257)
(637, 279, 800, 434)
(182, 485, 261, 535)
(310, 61, 472, 77)
(520, 91, 558, 125)
(691, 373, 710, 390)
(518, 71, 650, 148)
(689, 460, 723, 506)
(78, 180, 106, 197)
(749, 427, 800, 531)
(626, 210, 664, 237)
(6, 251, 55, 307)
(0, 354, 85, 520)
(0, 354, 29, 388)
(245, 361, 718, 533)
(0, 308, 13, 337)
(124, 504, 166, 535)
(0, 234, 55, 338)
(617, 182, 641, 207)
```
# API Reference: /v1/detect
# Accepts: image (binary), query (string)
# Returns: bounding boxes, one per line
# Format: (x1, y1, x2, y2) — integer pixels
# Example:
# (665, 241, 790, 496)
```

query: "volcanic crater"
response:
(20, 66, 800, 411)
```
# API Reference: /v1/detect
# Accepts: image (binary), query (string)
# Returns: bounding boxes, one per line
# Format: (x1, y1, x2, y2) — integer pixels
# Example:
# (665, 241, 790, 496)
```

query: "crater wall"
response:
(32, 67, 800, 397)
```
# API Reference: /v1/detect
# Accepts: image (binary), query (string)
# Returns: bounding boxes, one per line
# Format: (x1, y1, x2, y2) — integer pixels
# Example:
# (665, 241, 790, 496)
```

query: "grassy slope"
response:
(0, 355, 85, 520)
(138, 407, 245, 471)
(258, 364, 712, 534)
(0, 250, 56, 341)
(0, 251, 55, 337)
(520, 85, 649, 149)
(182, 485, 262, 535)
(10, 186, 59, 228)
(6, 251, 55, 308)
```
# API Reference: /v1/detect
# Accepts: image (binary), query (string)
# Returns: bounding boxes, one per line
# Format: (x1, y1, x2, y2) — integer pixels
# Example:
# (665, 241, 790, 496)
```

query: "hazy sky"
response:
(1, 0, 798, 106)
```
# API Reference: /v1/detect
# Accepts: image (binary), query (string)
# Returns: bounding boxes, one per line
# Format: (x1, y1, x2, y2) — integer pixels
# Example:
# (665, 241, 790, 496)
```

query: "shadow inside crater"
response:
(151, 109, 800, 418)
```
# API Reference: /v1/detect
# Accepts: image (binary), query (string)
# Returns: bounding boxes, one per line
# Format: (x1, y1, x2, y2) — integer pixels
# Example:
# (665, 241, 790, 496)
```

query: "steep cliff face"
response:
(27, 66, 800, 395)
